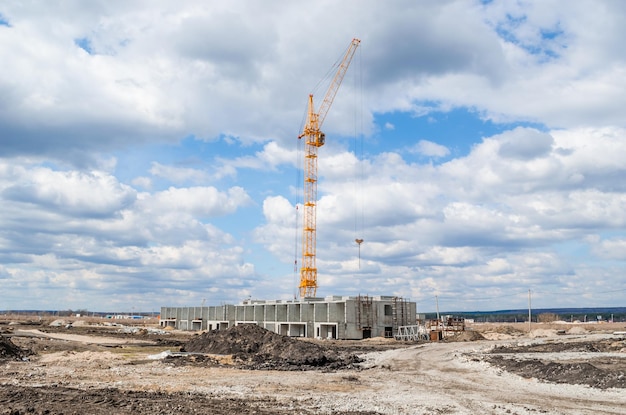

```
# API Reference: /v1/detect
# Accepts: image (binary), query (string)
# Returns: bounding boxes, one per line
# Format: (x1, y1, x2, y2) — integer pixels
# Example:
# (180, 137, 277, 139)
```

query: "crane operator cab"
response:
(317, 132, 325, 146)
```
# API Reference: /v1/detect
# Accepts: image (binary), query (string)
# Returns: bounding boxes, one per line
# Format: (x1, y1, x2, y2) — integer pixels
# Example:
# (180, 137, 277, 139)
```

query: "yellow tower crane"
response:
(298, 38, 360, 298)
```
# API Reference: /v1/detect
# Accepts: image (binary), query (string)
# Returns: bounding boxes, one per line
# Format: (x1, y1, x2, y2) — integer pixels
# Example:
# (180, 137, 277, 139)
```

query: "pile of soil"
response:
(447, 330, 485, 342)
(487, 339, 626, 389)
(180, 324, 361, 370)
(491, 339, 625, 354)
(490, 325, 525, 336)
(487, 356, 626, 389)
(0, 385, 378, 415)
(0, 335, 29, 361)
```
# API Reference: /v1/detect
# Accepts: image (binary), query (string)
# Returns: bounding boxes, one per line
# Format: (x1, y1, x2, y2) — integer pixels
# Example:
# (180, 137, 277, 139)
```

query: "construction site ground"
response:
(1, 317, 625, 415)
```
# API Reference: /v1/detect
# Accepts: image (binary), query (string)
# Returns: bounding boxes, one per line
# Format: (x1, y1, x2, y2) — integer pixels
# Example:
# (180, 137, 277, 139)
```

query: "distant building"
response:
(160, 295, 416, 340)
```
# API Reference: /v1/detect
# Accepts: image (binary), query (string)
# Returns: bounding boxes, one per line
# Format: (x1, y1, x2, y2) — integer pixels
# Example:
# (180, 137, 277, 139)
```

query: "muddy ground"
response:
(1, 317, 625, 414)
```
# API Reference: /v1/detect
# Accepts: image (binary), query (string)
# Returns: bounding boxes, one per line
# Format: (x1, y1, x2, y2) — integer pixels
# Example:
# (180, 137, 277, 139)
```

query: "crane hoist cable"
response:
(297, 38, 360, 298)
(353, 48, 365, 270)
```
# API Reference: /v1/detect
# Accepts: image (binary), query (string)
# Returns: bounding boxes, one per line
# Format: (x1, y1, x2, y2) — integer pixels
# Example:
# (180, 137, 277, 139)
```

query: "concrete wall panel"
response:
(159, 297, 416, 340)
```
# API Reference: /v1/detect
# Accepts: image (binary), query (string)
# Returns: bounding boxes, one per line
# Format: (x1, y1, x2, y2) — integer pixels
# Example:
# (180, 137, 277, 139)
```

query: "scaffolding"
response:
(356, 294, 373, 337)
(395, 325, 429, 341)
(392, 296, 409, 332)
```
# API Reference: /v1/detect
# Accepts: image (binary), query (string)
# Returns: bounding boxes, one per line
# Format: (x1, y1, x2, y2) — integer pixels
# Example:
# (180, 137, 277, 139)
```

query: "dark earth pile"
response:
(487, 339, 626, 389)
(0, 335, 29, 361)
(490, 339, 625, 354)
(181, 324, 362, 370)
(0, 385, 382, 415)
(486, 356, 626, 389)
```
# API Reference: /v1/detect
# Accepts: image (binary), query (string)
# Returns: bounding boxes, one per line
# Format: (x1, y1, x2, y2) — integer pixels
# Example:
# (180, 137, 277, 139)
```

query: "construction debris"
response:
(0, 335, 29, 361)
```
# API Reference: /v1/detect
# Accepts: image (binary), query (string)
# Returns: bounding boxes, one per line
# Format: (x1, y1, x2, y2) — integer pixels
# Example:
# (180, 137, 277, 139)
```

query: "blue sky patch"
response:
(74, 37, 94, 54)
(373, 107, 546, 162)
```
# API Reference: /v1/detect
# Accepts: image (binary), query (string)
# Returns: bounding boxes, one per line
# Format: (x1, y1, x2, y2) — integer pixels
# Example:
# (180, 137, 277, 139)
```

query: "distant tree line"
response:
(423, 309, 626, 323)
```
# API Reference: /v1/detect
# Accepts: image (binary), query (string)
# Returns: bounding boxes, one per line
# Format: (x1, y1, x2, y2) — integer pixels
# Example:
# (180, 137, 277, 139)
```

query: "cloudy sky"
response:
(1, 0, 625, 313)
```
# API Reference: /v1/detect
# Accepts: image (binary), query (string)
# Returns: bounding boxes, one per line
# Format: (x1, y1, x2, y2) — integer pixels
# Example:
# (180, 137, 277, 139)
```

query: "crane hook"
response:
(355, 239, 364, 268)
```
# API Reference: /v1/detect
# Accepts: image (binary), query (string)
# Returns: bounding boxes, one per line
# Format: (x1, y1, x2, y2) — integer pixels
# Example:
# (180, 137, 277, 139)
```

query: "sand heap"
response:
(0, 335, 28, 361)
(181, 324, 361, 370)
(447, 330, 485, 342)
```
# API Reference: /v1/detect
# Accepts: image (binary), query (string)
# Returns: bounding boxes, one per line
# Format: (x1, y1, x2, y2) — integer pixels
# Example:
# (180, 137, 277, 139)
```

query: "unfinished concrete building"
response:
(160, 295, 416, 340)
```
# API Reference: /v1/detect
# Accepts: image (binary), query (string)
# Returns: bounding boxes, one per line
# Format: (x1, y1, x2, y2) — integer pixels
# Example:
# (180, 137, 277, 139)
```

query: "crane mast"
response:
(298, 38, 360, 298)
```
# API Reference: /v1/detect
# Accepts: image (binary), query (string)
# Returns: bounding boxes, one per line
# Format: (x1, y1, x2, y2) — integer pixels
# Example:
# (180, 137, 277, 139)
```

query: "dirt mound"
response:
(487, 356, 626, 389)
(566, 326, 588, 335)
(530, 328, 557, 338)
(487, 339, 626, 389)
(491, 339, 625, 354)
(0, 335, 29, 361)
(491, 325, 525, 336)
(0, 384, 381, 415)
(447, 330, 485, 342)
(181, 324, 361, 370)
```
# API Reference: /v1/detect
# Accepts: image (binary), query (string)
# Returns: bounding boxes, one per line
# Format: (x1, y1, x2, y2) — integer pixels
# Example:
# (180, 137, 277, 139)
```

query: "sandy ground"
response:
(1, 319, 625, 414)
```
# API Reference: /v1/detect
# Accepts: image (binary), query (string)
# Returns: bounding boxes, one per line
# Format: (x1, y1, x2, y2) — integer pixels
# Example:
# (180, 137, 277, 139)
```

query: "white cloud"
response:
(131, 176, 152, 190)
(591, 237, 626, 260)
(411, 140, 450, 158)
(253, 196, 297, 259)
(0, 159, 258, 308)
(141, 186, 252, 218)
(2, 1, 626, 310)
(497, 127, 553, 160)
(415, 246, 479, 266)
(224, 141, 297, 171)
(149, 162, 210, 184)
(1, 165, 136, 218)
(1, 0, 624, 165)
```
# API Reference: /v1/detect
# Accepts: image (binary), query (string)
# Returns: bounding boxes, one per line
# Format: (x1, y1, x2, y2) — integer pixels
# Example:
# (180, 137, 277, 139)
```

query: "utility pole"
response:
(528, 289, 532, 335)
